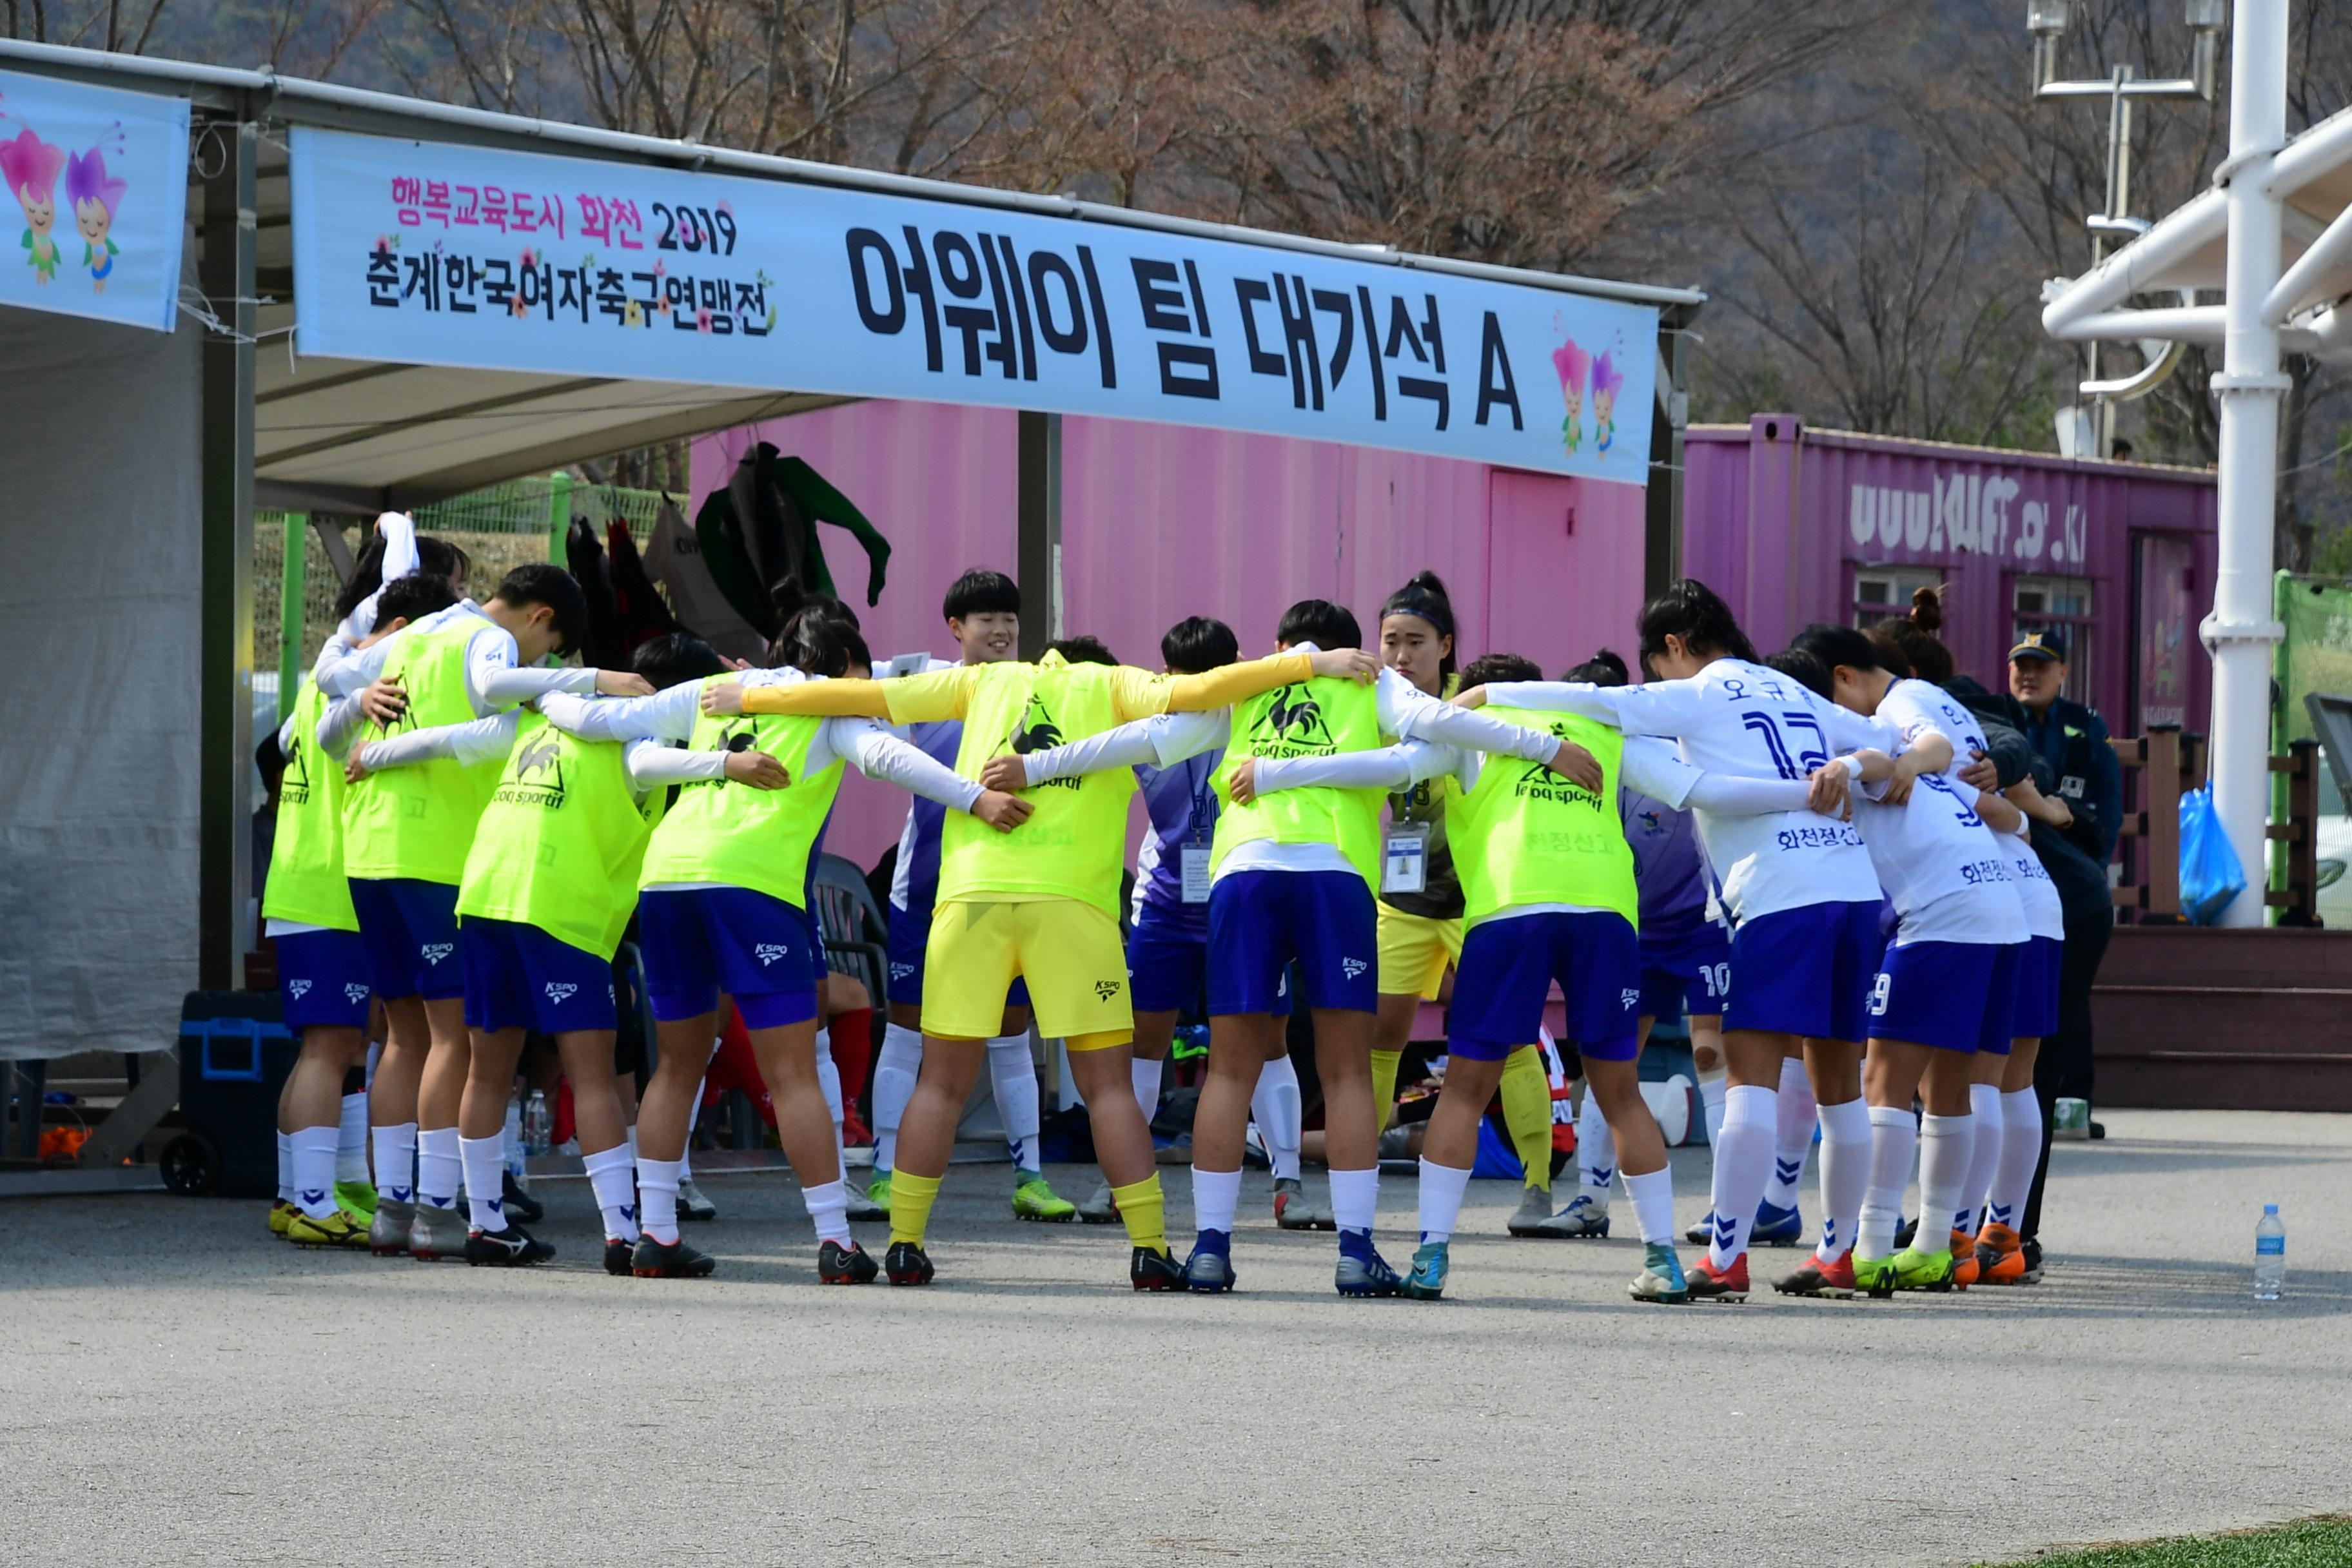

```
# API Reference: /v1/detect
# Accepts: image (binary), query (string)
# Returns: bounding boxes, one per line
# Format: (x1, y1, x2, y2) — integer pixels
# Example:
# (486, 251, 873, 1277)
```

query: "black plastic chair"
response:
(812, 851, 893, 1010)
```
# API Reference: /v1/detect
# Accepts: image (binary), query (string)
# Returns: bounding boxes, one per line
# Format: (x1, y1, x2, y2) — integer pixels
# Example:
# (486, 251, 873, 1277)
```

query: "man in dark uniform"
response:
(2009, 631, 2123, 868)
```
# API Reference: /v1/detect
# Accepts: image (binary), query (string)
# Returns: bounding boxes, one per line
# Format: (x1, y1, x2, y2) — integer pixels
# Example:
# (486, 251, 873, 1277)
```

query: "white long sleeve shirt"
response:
(313, 600, 599, 712)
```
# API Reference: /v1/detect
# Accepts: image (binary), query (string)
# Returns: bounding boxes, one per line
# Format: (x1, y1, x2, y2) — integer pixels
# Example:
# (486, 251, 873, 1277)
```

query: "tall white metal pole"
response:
(2203, 0, 2290, 926)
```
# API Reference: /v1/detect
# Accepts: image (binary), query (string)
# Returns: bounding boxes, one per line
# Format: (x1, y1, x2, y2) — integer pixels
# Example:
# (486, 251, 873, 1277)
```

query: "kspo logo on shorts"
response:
(1093, 979, 1123, 1001)
(754, 943, 792, 967)
(890, 962, 917, 981)
(421, 943, 455, 967)
(345, 983, 371, 1005)
(1620, 988, 1641, 1013)
(1870, 973, 1892, 1016)
(287, 979, 313, 999)
(545, 983, 578, 1005)
(1341, 957, 1367, 980)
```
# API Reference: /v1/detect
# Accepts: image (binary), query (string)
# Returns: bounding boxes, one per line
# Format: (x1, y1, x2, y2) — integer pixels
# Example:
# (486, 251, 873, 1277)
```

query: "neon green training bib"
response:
(262, 681, 358, 932)
(1447, 706, 1636, 927)
(340, 614, 503, 885)
(456, 711, 654, 958)
(637, 675, 841, 908)
(1211, 676, 1385, 886)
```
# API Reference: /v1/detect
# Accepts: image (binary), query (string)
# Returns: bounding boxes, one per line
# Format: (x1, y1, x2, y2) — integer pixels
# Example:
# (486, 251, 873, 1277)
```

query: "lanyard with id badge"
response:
(1179, 754, 1215, 903)
(1383, 778, 1436, 895)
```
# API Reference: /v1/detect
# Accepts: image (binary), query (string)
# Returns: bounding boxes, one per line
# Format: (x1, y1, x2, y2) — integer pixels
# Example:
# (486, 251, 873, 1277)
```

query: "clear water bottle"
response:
(2254, 1204, 2285, 1300)
(523, 1090, 552, 1159)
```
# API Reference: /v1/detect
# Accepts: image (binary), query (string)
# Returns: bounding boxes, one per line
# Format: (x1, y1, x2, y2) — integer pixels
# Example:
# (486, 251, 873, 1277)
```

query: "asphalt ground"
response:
(4, 1108, 2347, 1567)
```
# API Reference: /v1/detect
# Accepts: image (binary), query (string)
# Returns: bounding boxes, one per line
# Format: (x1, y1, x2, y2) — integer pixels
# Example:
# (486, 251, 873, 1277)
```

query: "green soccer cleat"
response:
(1405, 1240, 1450, 1300)
(865, 1170, 893, 1215)
(334, 1180, 378, 1226)
(1852, 1254, 1900, 1298)
(1012, 1172, 1077, 1222)
(1888, 1244, 1957, 1294)
(286, 1209, 372, 1249)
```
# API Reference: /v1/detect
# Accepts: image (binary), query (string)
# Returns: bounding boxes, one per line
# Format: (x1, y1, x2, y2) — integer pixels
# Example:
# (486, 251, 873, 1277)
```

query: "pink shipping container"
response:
(694, 400, 1651, 868)
(1681, 415, 2218, 737)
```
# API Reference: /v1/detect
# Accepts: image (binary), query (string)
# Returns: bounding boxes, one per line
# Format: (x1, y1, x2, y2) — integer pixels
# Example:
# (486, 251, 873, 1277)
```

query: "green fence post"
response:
(2269, 569, 2291, 920)
(547, 471, 574, 567)
(279, 512, 309, 712)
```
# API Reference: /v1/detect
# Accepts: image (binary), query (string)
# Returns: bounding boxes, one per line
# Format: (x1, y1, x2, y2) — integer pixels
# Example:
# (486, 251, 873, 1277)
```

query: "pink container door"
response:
(2134, 533, 2199, 732)
(1483, 469, 1644, 675)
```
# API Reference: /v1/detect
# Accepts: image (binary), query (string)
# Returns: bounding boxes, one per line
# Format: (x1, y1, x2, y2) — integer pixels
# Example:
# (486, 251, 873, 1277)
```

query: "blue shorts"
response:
(348, 877, 465, 1002)
(2011, 935, 2063, 1040)
(462, 917, 618, 1035)
(1723, 899, 1883, 1043)
(1636, 920, 1731, 1023)
(1870, 939, 2023, 1055)
(639, 886, 819, 1030)
(1127, 908, 1208, 1014)
(1450, 910, 1640, 1062)
(886, 897, 1028, 1011)
(275, 927, 375, 1030)
(1207, 869, 1377, 1015)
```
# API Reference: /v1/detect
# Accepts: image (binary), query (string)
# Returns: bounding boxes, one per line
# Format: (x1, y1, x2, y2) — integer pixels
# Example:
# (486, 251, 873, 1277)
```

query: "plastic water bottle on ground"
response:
(2254, 1204, 2285, 1300)
(524, 1090, 552, 1159)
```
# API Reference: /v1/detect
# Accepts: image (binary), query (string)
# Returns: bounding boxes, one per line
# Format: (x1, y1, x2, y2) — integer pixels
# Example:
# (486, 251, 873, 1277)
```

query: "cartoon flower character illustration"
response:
(65, 139, 127, 294)
(1591, 349, 1625, 455)
(1551, 338, 1591, 456)
(0, 127, 67, 286)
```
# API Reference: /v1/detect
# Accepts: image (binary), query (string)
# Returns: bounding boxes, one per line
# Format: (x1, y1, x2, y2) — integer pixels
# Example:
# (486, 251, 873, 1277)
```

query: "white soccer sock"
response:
(625, 1124, 638, 1162)
(291, 1126, 340, 1219)
(1623, 1166, 1676, 1245)
(336, 1093, 371, 1184)
(638, 1156, 683, 1244)
(583, 1143, 640, 1242)
(416, 1126, 462, 1210)
(1329, 1165, 1379, 1235)
(985, 1033, 1043, 1171)
(1250, 1055, 1304, 1183)
(503, 1099, 526, 1181)
(802, 1179, 851, 1246)
(1416, 1158, 1472, 1244)
(1963, 1083, 2003, 1233)
(1577, 1088, 1616, 1206)
(1192, 1166, 1242, 1237)
(1814, 1096, 1872, 1265)
(815, 1033, 845, 1129)
(1698, 1065, 1728, 1148)
(1918, 1112, 1974, 1245)
(1858, 1105, 1917, 1262)
(1132, 1055, 1164, 1124)
(1986, 1088, 2041, 1234)
(1765, 1055, 1817, 1210)
(364, 1040, 382, 1085)
(872, 1023, 924, 1175)
(460, 1135, 507, 1231)
(1707, 1084, 1776, 1269)
(680, 1073, 707, 1182)
(275, 1130, 295, 1204)
(372, 1122, 417, 1205)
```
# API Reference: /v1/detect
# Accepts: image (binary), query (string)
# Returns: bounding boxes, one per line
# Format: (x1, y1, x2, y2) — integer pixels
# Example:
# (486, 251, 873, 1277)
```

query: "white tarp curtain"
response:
(0, 302, 202, 1059)
(288, 128, 1659, 484)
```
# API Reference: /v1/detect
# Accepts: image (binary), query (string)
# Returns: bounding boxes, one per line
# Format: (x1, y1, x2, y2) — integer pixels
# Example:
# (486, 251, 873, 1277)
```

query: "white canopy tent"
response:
(2041, 0, 2352, 928)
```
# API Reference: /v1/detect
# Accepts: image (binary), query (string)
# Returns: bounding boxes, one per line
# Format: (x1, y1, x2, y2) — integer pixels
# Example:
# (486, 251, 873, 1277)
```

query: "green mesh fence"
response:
(2276, 572, 2352, 747)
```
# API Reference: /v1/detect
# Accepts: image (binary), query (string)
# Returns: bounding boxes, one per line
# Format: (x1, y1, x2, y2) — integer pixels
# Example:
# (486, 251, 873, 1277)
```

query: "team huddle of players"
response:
(260, 514, 2064, 1304)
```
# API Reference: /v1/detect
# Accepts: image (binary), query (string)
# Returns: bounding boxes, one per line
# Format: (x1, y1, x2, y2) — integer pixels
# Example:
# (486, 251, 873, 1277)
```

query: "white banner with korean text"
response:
(289, 128, 1656, 482)
(0, 68, 190, 333)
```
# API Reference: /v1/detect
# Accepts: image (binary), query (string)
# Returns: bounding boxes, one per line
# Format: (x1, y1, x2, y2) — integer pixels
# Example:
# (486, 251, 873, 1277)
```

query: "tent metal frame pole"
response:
(1646, 306, 1694, 596)
(277, 512, 308, 709)
(199, 109, 259, 989)
(1016, 411, 1063, 662)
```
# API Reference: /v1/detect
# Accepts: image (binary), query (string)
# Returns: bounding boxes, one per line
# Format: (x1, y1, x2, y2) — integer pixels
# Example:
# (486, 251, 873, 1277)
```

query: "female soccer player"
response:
(1787, 623, 2030, 1296)
(1455, 580, 1910, 1302)
(1972, 772, 2068, 1284)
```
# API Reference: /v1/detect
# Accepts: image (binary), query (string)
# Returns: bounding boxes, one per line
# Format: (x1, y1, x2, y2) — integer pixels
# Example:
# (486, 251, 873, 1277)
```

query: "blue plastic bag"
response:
(2179, 785, 2248, 925)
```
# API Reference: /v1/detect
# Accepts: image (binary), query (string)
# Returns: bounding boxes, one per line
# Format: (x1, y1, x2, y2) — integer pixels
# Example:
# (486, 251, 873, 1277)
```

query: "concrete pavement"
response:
(3, 1108, 2347, 1566)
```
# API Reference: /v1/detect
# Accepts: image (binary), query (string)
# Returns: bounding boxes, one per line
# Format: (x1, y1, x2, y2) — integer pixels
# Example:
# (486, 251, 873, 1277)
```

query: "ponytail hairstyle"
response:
(1870, 587, 1953, 683)
(1790, 622, 1908, 682)
(767, 576, 872, 678)
(1634, 578, 1758, 671)
(332, 533, 471, 624)
(1380, 570, 1458, 681)
(1275, 598, 1362, 651)
(1762, 647, 1834, 700)
(1460, 652, 1540, 687)
(1561, 647, 1631, 687)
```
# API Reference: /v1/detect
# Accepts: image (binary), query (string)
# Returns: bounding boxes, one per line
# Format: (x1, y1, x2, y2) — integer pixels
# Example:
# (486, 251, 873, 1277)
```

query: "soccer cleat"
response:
(1075, 1181, 1122, 1225)
(676, 1176, 718, 1222)
(1892, 1215, 1918, 1250)
(368, 1198, 415, 1257)
(1948, 1228, 1980, 1289)
(847, 1186, 888, 1223)
(1774, 1250, 1858, 1299)
(1405, 1240, 1450, 1300)
(603, 1238, 635, 1277)
(1852, 1255, 1899, 1298)
(1750, 1201, 1804, 1247)
(1974, 1222, 2027, 1285)
(819, 1239, 879, 1285)
(1012, 1173, 1077, 1222)
(864, 1170, 892, 1214)
(1184, 1233, 1238, 1293)
(883, 1240, 934, 1286)
(1335, 1244, 1404, 1298)
(1683, 1210, 1715, 1246)
(464, 1225, 555, 1267)
(333, 1180, 378, 1225)
(1533, 1195, 1612, 1239)
(631, 1233, 717, 1279)
(1273, 1177, 1335, 1231)
(407, 1203, 469, 1262)
(1886, 1244, 1956, 1294)
(1130, 1247, 1185, 1292)
(286, 1209, 371, 1249)
(269, 1200, 297, 1238)
(2019, 1237, 2045, 1285)
(1629, 1242, 1690, 1304)
(1505, 1186, 1554, 1237)
(1685, 1253, 1750, 1303)
(499, 1172, 544, 1226)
